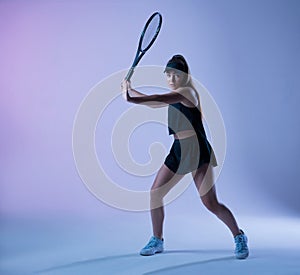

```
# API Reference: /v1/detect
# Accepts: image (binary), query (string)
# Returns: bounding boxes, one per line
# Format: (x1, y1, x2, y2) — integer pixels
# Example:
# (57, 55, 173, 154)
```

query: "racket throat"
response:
(125, 67, 135, 81)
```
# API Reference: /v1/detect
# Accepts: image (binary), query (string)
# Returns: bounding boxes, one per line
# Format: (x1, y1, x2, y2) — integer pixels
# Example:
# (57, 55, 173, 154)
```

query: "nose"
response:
(170, 75, 175, 83)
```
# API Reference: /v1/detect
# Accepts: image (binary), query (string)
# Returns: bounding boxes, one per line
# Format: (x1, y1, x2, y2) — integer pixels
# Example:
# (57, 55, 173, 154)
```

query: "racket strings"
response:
(141, 14, 161, 52)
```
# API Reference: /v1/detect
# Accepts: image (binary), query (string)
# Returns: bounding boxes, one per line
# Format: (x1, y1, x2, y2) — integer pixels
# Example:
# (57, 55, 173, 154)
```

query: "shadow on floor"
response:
(35, 249, 234, 274)
(144, 254, 235, 275)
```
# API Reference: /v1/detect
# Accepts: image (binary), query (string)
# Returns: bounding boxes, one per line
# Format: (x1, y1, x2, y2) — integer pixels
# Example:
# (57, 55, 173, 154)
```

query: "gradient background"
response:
(1, 0, 300, 274)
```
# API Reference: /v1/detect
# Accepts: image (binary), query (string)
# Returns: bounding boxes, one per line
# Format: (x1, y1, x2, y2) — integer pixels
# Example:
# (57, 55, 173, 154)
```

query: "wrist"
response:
(127, 90, 132, 101)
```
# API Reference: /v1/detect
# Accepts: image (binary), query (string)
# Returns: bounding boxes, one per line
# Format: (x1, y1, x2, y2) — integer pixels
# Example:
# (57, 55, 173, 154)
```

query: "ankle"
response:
(153, 235, 163, 240)
(233, 229, 243, 237)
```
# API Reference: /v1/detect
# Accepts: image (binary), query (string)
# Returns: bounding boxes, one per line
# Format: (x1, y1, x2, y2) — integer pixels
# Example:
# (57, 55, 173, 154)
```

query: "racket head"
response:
(138, 12, 162, 53)
(125, 12, 162, 80)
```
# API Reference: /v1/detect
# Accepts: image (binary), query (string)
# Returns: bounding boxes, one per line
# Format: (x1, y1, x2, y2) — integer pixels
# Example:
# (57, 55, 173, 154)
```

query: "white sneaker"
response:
(140, 236, 164, 256)
(234, 230, 249, 259)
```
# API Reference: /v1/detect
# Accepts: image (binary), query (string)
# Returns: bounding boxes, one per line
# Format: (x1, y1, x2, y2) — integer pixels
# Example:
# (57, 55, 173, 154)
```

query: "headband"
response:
(164, 60, 188, 74)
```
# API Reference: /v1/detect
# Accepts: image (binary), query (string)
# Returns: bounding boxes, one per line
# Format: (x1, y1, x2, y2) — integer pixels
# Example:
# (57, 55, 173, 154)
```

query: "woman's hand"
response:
(121, 79, 131, 101)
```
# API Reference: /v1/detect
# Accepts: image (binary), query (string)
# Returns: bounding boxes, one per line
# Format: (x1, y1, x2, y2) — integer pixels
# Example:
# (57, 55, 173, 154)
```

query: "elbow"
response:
(149, 105, 160, 109)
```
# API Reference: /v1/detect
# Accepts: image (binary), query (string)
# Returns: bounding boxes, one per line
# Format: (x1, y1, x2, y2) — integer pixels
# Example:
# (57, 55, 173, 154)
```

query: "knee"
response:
(150, 185, 164, 206)
(202, 198, 221, 214)
(150, 181, 168, 199)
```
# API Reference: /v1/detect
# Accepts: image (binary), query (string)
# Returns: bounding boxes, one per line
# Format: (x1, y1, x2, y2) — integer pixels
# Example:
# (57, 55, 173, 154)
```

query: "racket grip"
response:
(125, 67, 135, 81)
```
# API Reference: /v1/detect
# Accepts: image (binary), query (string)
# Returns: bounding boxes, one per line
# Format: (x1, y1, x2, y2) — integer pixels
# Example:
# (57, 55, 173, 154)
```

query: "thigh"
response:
(152, 164, 184, 194)
(152, 164, 184, 189)
(192, 163, 215, 197)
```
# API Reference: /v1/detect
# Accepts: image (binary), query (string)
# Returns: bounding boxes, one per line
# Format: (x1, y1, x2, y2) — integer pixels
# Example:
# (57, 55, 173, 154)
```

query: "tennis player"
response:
(121, 54, 249, 259)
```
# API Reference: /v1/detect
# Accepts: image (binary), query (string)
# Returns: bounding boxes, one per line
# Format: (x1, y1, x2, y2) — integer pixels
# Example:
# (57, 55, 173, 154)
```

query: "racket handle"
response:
(125, 67, 135, 81)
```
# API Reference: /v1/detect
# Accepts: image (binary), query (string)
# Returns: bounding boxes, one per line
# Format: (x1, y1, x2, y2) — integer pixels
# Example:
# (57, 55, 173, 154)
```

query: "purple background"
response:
(1, 0, 300, 222)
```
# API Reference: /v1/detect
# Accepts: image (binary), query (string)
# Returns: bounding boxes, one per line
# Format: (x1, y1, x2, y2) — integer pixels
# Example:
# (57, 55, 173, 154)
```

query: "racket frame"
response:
(125, 12, 162, 81)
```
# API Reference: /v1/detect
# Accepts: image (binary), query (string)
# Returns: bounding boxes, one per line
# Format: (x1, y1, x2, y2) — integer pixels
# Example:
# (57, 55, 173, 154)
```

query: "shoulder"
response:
(176, 87, 198, 107)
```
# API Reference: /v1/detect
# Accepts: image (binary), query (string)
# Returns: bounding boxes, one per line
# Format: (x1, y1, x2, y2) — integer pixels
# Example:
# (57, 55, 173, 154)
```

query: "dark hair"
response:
(164, 54, 189, 74)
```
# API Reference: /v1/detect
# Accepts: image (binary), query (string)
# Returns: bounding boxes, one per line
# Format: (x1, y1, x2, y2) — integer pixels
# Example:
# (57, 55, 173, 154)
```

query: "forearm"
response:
(128, 88, 146, 97)
(127, 93, 168, 108)
(123, 84, 185, 107)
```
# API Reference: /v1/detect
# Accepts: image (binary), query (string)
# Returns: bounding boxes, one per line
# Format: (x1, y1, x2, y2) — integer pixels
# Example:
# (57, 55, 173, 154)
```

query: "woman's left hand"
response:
(121, 79, 131, 101)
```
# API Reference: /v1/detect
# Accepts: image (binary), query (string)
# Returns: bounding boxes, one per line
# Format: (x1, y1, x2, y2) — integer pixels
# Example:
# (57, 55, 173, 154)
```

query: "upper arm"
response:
(158, 87, 198, 106)
(156, 91, 185, 104)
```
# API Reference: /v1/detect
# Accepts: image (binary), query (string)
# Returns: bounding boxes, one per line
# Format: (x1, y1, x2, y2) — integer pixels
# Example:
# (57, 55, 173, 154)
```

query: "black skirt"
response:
(164, 134, 218, 175)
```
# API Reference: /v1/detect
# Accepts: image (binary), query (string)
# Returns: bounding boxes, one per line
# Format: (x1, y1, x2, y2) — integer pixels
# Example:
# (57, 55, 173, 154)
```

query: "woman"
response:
(121, 55, 249, 259)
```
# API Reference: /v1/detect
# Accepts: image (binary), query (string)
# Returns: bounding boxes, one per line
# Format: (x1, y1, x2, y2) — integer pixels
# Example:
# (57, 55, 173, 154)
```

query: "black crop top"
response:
(168, 102, 207, 139)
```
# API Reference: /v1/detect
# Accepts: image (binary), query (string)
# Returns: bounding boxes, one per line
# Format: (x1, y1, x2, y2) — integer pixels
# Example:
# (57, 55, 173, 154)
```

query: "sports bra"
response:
(168, 102, 207, 139)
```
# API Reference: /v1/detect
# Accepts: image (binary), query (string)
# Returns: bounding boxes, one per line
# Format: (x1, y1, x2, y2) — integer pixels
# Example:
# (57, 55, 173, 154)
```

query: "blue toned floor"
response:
(1, 215, 300, 275)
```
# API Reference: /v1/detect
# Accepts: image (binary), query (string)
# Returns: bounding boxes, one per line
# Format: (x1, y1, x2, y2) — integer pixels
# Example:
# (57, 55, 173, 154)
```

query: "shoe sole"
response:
(140, 249, 164, 256)
(236, 252, 249, 259)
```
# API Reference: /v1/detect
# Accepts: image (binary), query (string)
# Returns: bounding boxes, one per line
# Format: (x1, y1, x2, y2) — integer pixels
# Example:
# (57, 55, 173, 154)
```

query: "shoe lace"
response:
(236, 236, 246, 251)
(145, 238, 158, 249)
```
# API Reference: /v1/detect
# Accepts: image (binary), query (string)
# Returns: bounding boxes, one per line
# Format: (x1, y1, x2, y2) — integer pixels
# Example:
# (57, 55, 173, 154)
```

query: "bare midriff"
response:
(173, 130, 196, 139)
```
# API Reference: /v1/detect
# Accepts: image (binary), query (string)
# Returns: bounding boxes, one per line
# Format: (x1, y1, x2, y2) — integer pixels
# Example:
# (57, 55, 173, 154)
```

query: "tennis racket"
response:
(125, 12, 162, 81)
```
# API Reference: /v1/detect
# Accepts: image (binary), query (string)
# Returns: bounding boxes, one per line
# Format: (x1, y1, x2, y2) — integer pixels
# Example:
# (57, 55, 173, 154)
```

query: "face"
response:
(166, 70, 185, 90)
